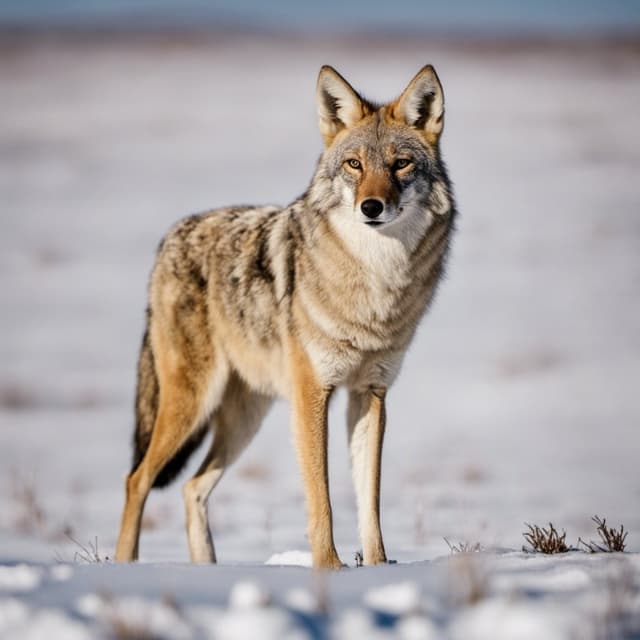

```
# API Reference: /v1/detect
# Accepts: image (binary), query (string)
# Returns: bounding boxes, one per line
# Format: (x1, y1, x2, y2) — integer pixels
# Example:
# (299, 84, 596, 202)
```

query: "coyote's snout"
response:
(115, 65, 457, 568)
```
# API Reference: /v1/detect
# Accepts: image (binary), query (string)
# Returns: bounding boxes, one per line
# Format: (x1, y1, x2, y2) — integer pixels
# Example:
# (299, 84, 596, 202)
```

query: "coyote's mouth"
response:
(365, 220, 384, 227)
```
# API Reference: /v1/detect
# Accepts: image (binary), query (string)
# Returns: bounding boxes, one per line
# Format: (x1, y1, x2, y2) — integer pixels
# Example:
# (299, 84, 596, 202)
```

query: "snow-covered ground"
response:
(1, 33, 639, 638)
(1, 552, 639, 638)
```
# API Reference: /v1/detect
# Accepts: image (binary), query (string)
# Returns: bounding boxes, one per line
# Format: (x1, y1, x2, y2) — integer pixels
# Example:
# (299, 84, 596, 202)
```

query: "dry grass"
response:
(523, 516, 628, 555)
(447, 553, 489, 607)
(460, 464, 487, 484)
(444, 538, 483, 554)
(523, 522, 571, 554)
(108, 616, 154, 640)
(99, 593, 183, 640)
(65, 534, 109, 563)
(10, 469, 78, 543)
(579, 516, 628, 553)
(0, 384, 37, 410)
(9, 469, 46, 534)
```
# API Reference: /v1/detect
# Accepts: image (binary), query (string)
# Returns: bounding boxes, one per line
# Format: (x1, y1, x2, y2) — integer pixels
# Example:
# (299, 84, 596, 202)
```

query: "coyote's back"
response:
(116, 64, 456, 568)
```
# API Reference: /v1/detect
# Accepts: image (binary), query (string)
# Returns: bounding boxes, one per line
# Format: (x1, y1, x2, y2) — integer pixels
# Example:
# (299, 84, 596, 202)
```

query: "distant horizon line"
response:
(1, 22, 640, 41)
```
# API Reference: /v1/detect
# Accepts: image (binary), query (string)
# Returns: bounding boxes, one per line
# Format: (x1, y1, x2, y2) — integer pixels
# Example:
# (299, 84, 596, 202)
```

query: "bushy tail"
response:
(130, 315, 207, 488)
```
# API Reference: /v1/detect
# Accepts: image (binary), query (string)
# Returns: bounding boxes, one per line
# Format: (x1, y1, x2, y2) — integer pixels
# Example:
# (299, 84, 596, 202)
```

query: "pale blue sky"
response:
(1, 0, 639, 32)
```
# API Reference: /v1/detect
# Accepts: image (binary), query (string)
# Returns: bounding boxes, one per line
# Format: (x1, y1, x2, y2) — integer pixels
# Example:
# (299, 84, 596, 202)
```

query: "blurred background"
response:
(2, 0, 640, 32)
(1, 1, 639, 563)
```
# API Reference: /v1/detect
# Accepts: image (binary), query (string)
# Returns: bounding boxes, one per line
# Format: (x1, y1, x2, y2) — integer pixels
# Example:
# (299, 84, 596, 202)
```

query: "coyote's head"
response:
(310, 65, 451, 240)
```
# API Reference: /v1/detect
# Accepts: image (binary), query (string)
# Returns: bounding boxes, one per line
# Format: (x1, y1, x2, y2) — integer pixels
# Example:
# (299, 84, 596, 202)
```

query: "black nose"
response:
(360, 199, 384, 219)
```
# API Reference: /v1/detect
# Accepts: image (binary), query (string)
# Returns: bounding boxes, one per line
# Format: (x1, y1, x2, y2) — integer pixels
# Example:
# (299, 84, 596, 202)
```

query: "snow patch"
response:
(0, 598, 29, 633)
(7, 608, 91, 640)
(449, 598, 587, 640)
(284, 587, 317, 613)
(75, 593, 103, 618)
(229, 580, 271, 609)
(215, 607, 305, 640)
(0, 565, 42, 592)
(78, 594, 191, 640)
(495, 566, 592, 593)
(396, 615, 442, 640)
(265, 550, 313, 567)
(364, 581, 422, 616)
(50, 564, 73, 582)
(332, 608, 388, 640)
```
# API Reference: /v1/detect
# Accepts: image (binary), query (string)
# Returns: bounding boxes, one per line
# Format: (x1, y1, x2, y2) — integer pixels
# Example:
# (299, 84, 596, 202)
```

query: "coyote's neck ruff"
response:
(116, 65, 456, 569)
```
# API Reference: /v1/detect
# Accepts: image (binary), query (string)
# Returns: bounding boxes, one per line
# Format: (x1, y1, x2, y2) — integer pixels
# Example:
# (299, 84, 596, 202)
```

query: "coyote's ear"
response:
(317, 66, 367, 146)
(392, 65, 444, 145)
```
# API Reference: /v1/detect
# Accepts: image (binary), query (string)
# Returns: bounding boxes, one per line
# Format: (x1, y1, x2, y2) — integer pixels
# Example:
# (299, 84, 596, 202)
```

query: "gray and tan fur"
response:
(115, 65, 457, 568)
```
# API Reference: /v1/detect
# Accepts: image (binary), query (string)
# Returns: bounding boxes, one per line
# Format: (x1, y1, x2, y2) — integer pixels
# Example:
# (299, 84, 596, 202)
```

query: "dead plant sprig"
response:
(523, 522, 571, 554)
(578, 516, 627, 553)
(66, 533, 109, 563)
(444, 538, 483, 554)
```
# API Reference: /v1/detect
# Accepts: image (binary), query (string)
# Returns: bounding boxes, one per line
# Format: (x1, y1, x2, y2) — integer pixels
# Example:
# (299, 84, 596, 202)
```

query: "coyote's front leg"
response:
(290, 347, 342, 569)
(347, 388, 388, 565)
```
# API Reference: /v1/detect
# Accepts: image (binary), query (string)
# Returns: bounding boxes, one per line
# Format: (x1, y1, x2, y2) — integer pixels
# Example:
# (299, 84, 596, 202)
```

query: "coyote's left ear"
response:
(317, 66, 368, 147)
(392, 65, 444, 145)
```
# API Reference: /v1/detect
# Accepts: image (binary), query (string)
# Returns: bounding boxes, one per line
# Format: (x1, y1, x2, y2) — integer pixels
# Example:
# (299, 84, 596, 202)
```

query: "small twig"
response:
(444, 538, 483, 554)
(66, 533, 108, 563)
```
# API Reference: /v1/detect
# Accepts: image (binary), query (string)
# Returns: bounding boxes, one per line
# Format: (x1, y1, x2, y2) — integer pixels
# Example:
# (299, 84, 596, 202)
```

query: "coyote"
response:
(115, 65, 456, 568)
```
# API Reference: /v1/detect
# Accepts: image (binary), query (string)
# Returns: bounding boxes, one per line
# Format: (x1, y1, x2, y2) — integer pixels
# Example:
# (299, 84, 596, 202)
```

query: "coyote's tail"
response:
(130, 314, 207, 488)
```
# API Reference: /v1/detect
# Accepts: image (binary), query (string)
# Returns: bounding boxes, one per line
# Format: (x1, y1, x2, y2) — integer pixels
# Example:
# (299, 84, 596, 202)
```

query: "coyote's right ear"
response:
(317, 66, 367, 147)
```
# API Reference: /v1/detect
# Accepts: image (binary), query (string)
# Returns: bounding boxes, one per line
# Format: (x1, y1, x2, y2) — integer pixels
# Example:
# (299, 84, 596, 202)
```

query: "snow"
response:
(0, 599, 29, 633)
(284, 586, 317, 613)
(266, 550, 313, 567)
(228, 580, 272, 608)
(215, 605, 304, 640)
(0, 554, 636, 638)
(1, 31, 639, 639)
(49, 564, 73, 582)
(449, 598, 586, 640)
(363, 581, 422, 616)
(0, 566, 41, 592)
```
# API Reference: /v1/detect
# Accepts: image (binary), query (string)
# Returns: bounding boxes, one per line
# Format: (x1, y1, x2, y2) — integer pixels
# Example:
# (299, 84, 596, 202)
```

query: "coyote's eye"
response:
(346, 159, 362, 170)
(393, 158, 413, 171)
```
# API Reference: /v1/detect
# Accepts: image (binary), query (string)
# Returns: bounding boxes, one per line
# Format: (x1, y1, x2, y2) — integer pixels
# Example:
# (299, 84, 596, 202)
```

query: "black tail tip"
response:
(130, 426, 208, 489)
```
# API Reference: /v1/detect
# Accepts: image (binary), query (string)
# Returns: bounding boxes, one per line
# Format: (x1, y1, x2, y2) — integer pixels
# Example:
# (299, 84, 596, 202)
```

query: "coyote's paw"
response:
(313, 552, 344, 570)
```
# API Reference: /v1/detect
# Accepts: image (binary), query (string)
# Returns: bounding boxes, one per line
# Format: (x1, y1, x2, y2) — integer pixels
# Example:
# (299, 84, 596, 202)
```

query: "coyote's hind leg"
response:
(115, 333, 228, 562)
(116, 381, 211, 561)
(183, 373, 273, 563)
